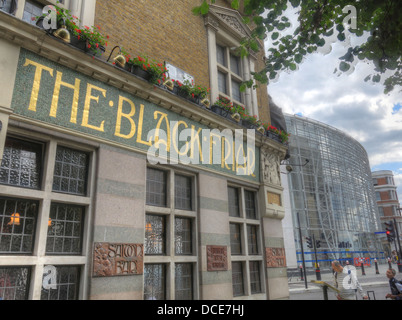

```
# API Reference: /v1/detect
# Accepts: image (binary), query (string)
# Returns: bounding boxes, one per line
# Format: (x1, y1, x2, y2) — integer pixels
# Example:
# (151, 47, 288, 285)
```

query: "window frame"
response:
(144, 166, 198, 300)
(0, 128, 96, 300)
(216, 42, 244, 106)
(227, 183, 265, 298)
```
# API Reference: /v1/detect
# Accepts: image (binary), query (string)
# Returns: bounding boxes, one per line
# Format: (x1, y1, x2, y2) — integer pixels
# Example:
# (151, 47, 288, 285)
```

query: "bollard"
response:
(299, 264, 304, 281)
(374, 258, 379, 274)
(361, 258, 366, 275)
(315, 263, 321, 280)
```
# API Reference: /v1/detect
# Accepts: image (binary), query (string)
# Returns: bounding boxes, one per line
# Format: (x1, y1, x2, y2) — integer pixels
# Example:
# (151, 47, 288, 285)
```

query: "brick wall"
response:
(95, 0, 270, 123)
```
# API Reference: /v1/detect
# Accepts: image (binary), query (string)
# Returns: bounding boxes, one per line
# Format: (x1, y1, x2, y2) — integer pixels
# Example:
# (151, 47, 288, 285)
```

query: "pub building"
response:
(0, 0, 289, 300)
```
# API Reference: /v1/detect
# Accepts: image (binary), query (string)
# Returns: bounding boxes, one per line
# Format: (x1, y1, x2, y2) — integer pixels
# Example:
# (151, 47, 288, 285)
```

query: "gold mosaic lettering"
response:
(136, 104, 152, 146)
(115, 95, 136, 139)
(24, 59, 54, 112)
(82, 83, 106, 132)
(50, 71, 81, 123)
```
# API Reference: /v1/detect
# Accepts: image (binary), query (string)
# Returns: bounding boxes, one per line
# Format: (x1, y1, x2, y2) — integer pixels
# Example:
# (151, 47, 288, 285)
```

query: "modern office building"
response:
(282, 114, 383, 269)
(372, 170, 402, 258)
(0, 0, 290, 300)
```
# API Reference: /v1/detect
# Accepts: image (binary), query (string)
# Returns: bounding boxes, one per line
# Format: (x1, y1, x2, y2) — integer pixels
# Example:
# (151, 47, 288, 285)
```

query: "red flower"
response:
(88, 44, 91, 49)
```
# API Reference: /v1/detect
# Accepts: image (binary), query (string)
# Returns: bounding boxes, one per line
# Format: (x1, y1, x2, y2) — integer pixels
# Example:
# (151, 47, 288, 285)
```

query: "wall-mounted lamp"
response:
(107, 46, 126, 68)
(53, 19, 71, 43)
(280, 159, 309, 174)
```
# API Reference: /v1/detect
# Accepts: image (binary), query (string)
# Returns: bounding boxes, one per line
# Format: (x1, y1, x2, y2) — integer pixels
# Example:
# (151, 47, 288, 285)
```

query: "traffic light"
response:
(306, 236, 313, 248)
(385, 221, 395, 242)
(316, 240, 321, 248)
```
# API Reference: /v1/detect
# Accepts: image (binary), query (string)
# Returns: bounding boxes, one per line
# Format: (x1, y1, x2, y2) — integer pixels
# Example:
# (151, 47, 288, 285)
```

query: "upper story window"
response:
(216, 44, 243, 104)
(205, 5, 260, 117)
(2, 0, 92, 30)
(0, 0, 15, 14)
(22, 0, 43, 25)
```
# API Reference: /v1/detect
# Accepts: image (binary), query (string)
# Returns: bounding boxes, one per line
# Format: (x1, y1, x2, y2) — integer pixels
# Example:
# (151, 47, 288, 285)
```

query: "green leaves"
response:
(191, 0, 401, 94)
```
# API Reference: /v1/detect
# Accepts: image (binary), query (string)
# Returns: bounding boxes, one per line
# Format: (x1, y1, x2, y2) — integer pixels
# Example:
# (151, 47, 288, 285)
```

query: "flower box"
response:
(132, 65, 152, 81)
(266, 130, 281, 143)
(241, 119, 257, 130)
(175, 85, 200, 105)
(210, 105, 229, 117)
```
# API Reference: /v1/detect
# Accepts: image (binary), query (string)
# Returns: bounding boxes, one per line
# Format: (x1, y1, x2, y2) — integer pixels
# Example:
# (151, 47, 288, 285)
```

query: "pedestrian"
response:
(332, 260, 368, 300)
(385, 268, 402, 300)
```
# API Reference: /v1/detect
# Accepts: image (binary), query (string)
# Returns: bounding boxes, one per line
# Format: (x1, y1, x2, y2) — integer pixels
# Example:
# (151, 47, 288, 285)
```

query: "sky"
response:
(264, 7, 402, 206)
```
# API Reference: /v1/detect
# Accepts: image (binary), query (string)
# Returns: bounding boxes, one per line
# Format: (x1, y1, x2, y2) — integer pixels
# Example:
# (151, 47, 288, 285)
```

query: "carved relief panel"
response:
(93, 242, 144, 277)
(207, 245, 228, 271)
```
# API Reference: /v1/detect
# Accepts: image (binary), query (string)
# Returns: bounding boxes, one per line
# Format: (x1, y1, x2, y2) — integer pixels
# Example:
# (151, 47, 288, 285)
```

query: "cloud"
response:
(267, 33, 402, 209)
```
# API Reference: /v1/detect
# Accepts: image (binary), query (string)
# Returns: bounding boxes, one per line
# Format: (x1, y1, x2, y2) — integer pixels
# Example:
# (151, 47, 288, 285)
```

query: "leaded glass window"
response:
(247, 225, 258, 255)
(175, 217, 192, 255)
(232, 261, 244, 297)
(40, 265, 80, 300)
(53, 146, 88, 196)
(0, 267, 30, 300)
(146, 168, 167, 207)
(175, 175, 192, 210)
(245, 190, 257, 219)
(175, 263, 193, 300)
(228, 187, 240, 217)
(144, 264, 165, 300)
(230, 223, 242, 255)
(0, 137, 42, 189)
(145, 214, 165, 255)
(0, 197, 38, 254)
(46, 203, 84, 255)
(249, 261, 262, 294)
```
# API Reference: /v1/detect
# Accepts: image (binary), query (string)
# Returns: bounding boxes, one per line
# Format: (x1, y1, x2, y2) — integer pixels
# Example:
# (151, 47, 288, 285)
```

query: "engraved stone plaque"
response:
(207, 245, 228, 271)
(93, 242, 144, 277)
(266, 247, 286, 268)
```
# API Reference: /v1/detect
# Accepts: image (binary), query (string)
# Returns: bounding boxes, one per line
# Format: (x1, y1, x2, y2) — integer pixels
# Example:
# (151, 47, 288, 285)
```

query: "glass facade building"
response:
(283, 114, 383, 268)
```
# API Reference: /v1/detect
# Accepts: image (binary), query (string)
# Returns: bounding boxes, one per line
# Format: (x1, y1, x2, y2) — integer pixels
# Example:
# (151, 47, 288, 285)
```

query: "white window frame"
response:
(15, 0, 96, 28)
(205, 6, 259, 117)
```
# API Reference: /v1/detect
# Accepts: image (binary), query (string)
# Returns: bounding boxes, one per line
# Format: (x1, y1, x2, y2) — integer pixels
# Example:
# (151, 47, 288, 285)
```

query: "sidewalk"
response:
(288, 263, 394, 293)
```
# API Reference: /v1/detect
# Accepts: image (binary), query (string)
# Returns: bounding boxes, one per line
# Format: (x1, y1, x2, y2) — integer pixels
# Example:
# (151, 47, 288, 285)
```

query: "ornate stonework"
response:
(215, 13, 247, 36)
(93, 242, 144, 277)
(207, 245, 228, 271)
(266, 247, 286, 268)
(262, 149, 281, 186)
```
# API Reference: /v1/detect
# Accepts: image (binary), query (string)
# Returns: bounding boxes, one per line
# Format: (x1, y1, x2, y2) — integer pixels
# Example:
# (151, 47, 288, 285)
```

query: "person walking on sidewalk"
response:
(332, 260, 368, 300)
(386, 268, 402, 300)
